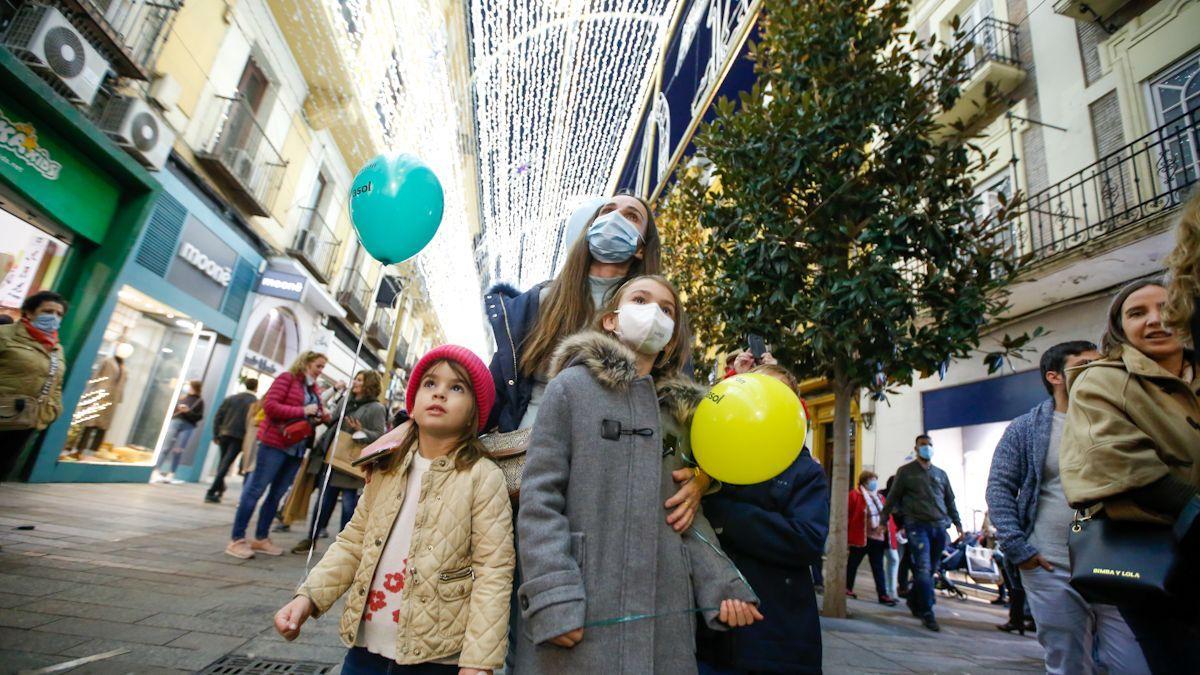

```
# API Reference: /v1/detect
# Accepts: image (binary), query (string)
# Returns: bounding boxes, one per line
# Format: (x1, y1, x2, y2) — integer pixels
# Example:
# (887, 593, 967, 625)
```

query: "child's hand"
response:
(549, 627, 584, 648)
(666, 468, 710, 532)
(718, 599, 763, 628)
(274, 595, 314, 640)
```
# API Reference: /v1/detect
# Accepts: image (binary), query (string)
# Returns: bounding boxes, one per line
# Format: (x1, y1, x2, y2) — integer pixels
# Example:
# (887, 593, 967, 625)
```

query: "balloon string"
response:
(584, 606, 720, 628)
(690, 527, 757, 602)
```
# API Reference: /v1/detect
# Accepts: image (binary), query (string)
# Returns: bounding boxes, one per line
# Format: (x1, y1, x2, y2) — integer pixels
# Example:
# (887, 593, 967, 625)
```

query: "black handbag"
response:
(1068, 510, 1182, 606)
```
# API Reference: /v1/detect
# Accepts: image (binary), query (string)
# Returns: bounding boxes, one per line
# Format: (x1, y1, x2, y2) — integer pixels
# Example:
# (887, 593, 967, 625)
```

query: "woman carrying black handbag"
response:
(1059, 274, 1200, 674)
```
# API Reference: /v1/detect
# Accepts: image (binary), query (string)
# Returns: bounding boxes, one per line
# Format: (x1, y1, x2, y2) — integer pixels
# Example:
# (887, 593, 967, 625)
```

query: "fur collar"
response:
(548, 330, 708, 427)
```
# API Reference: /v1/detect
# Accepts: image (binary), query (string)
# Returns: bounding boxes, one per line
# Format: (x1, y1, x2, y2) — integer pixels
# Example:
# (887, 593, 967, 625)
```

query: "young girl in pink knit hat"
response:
(274, 345, 514, 675)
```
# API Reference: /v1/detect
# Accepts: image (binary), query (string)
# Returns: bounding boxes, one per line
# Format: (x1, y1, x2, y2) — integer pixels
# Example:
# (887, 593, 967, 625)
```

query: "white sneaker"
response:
(168, 477, 186, 485)
(149, 471, 165, 484)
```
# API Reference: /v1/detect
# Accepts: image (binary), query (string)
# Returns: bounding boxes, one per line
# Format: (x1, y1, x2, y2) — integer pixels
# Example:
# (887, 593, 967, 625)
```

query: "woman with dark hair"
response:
(152, 380, 205, 484)
(1060, 278, 1200, 672)
(0, 290, 67, 478)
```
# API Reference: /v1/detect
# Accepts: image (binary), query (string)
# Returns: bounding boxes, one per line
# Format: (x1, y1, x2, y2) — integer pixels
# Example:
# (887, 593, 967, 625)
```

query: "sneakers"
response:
(922, 613, 941, 632)
(251, 538, 284, 556)
(225, 539, 255, 559)
(291, 539, 314, 555)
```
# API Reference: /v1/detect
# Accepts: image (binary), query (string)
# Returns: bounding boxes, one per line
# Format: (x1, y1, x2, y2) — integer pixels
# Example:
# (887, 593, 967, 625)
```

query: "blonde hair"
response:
(1164, 188, 1200, 337)
(593, 274, 692, 378)
(375, 359, 485, 473)
(287, 351, 327, 377)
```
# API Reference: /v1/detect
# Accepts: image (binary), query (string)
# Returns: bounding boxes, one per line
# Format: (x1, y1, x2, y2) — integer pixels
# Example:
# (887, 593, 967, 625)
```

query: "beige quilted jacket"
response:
(296, 448, 514, 669)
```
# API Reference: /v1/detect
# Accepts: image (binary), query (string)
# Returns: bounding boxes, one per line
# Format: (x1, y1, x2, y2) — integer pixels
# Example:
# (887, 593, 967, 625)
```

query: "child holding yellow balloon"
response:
(515, 274, 761, 674)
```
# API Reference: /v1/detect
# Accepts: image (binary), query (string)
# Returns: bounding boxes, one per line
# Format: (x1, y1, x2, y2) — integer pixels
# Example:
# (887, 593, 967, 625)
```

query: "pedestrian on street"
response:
(880, 476, 902, 600)
(846, 470, 899, 606)
(291, 370, 387, 553)
(226, 351, 330, 559)
(205, 378, 259, 503)
(698, 363, 829, 675)
(515, 276, 760, 674)
(1061, 279, 1200, 673)
(0, 291, 67, 479)
(881, 434, 963, 632)
(275, 346, 514, 675)
(152, 380, 205, 484)
(986, 340, 1147, 672)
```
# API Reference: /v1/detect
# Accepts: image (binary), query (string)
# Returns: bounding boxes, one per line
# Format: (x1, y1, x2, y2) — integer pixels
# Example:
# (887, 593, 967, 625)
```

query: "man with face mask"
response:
(881, 434, 962, 631)
(0, 291, 68, 480)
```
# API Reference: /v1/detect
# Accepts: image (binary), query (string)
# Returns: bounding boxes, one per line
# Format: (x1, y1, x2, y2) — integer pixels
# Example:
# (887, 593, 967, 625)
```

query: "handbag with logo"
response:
(479, 428, 531, 498)
(1068, 510, 1183, 606)
(0, 352, 58, 431)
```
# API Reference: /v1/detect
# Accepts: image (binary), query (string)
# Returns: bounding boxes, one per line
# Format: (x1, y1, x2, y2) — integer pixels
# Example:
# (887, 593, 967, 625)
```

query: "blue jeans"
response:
(158, 419, 196, 473)
(340, 647, 457, 674)
(231, 443, 302, 541)
(311, 486, 359, 536)
(906, 522, 948, 617)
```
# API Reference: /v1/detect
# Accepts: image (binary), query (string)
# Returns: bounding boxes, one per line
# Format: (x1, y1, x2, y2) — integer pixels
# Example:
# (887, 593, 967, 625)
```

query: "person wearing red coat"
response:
(227, 351, 331, 560)
(847, 470, 899, 605)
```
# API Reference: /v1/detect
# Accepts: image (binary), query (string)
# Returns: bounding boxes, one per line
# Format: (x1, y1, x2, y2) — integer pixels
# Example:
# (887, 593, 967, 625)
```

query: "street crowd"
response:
(1, 190, 1198, 674)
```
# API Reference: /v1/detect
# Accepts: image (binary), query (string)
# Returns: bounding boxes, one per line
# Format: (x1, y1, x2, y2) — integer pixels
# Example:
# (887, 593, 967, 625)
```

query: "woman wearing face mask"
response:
(516, 275, 760, 673)
(846, 471, 898, 606)
(1060, 279, 1200, 673)
(0, 291, 67, 478)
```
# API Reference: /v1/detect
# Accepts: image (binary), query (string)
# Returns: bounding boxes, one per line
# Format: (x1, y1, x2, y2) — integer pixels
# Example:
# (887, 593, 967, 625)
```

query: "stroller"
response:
(938, 531, 1003, 600)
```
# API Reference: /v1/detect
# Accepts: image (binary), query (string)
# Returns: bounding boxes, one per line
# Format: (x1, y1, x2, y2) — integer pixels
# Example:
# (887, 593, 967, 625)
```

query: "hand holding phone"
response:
(747, 334, 766, 363)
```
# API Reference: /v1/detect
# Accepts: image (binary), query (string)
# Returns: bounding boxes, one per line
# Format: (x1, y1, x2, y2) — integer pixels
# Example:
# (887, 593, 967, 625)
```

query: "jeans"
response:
(311, 486, 359, 536)
(1021, 564, 1148, 674)
(207, 435, 243, 497)
(231, 443, 302, 541)
(906, 522, 948, 617)
(158, 419, 196, 473)
(847, 538, 889, 598)
(340, 647, 457, 675)
(1118, 600, 1200, 675)
(883, 546, 899, 599)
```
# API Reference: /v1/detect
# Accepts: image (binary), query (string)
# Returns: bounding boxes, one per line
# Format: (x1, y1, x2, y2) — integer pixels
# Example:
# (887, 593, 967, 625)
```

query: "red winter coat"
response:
(847, 488, 888, 548)
(257, 371, 324, 449)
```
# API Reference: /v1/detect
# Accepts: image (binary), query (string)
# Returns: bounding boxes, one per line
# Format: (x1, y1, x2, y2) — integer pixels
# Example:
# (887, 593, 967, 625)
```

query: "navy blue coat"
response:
(484, 281, 548, 432)
(698, 450, 830, 674)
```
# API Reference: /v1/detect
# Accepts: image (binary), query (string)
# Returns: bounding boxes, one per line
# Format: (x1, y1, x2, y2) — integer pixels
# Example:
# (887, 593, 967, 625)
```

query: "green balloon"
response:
(349, 154, 445, 264)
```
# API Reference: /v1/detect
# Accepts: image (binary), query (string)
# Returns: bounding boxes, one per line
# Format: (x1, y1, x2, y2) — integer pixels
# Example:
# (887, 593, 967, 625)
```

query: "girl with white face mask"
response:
(515, 275, 761, 674)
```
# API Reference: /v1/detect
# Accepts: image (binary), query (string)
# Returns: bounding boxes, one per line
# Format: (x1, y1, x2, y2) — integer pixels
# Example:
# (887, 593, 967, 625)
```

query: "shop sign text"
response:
(178, 241, 232, 286)
(0, 110, 62, 180)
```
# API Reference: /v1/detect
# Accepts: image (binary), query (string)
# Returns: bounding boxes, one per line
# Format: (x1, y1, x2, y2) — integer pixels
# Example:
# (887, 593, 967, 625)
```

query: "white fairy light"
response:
(470, 0, 681, 288)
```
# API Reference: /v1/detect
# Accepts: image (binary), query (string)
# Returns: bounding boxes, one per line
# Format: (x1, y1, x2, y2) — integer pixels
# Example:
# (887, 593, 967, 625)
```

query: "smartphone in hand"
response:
(748, 334, 766, 363)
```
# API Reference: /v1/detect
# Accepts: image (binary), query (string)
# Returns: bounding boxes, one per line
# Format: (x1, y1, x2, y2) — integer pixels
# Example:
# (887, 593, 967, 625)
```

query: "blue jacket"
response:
(985, 398, 1055, 566)
(484, 281, 548, 432)
(698, 450, 829, 674)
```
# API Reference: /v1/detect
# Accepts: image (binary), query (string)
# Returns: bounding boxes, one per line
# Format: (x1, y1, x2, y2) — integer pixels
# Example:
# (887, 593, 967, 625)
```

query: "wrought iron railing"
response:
(368, 307, 393, 348)
(197, 95, 286, 216)
(79, 0, 179, 74)
(958, 17, 1021, 78)
(1014, 110, 1199, 265)
(289, 209, 339, 282)
(338, 270, 372, 322)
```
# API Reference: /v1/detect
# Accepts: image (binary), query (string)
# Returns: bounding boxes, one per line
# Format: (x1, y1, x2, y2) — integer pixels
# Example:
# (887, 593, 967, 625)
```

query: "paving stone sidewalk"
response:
(0, 481, 1043, 673)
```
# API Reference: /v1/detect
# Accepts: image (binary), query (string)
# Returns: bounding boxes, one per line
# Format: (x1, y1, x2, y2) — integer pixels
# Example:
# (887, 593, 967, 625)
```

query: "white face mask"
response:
(615, 302, 674, 355)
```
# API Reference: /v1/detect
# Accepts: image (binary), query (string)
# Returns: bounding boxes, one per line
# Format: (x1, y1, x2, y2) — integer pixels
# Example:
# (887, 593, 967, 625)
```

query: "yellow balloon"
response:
(691, 373, 807, 485)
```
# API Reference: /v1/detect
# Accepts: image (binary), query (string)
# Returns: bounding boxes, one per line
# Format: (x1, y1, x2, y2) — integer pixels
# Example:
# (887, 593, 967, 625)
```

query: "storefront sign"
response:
(165, 215, 238, 310)
(243, 350, 281, 375)
(256, 269, 306, 301)
(0, 111, 61, 179)
(178, 241, 232, 286)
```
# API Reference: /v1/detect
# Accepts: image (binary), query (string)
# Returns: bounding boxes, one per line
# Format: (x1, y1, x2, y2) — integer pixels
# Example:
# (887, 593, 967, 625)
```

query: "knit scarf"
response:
(863, 487, 884, 530)
(21, 317, 58, 350)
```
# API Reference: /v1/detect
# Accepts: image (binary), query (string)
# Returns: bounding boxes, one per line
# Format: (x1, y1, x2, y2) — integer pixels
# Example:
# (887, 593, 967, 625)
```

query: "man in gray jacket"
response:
(205, 378, 258, 503)
(985, 341, 1147, 674)
(881, 434, 962, 632)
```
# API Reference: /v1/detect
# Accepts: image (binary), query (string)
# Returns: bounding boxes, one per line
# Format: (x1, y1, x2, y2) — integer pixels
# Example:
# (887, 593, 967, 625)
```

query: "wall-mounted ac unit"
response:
(2, 5, 110, 105)
(98, 95, 175, 170)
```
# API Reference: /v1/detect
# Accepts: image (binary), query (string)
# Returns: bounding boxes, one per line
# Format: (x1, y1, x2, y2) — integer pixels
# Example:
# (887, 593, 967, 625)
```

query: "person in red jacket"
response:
(226, 351, 331, 559)
(847, 470, 899, 605)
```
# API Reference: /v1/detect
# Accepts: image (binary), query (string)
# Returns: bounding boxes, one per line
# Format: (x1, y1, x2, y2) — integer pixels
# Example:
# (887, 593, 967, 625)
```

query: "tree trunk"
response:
(821, 367, 857, 619)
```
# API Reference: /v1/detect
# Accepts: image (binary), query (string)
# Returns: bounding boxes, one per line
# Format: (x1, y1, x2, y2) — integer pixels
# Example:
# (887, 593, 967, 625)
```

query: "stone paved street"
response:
(0, 481, 1043, 673)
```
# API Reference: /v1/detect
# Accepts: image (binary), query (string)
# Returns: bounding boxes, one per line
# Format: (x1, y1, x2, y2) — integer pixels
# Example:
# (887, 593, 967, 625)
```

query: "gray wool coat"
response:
(516, 331, 758, 674)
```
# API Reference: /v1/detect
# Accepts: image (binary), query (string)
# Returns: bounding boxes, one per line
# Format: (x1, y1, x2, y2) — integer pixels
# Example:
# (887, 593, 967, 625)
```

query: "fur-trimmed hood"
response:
(548, 330, 707, 429)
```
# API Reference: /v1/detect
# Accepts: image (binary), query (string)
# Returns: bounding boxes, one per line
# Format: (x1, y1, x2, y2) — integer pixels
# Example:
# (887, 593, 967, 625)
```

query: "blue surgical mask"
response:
(31, 313, 61, 333)
(587, 211, 642, 263)
(917, 444, 933, 460)
(867, 479, 878, 492)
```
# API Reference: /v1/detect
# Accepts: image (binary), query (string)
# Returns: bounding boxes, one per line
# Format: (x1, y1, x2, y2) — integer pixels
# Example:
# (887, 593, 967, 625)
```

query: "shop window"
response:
(60, 286, 204, 465)
(244, 307, 299, 389)
(0, 206, 70, 322)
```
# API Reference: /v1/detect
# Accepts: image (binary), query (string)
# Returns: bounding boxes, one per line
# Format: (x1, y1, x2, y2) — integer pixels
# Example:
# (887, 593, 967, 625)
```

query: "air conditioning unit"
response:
(98, 96, 175, 170)
(3, 5, 110, 105)
(229, 148, 255, 185)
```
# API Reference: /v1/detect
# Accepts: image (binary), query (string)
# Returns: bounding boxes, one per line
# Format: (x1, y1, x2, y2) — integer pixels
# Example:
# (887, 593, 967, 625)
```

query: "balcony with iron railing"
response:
(287, 209, 339, 283)
(933, 17, 1025, 132)
(49, 0, 180, 80)
(338, 269, 372, 324)
(1004, 110, 1198, 268)
(195, 95, 287, 218)
(368, 307, 393, 350)
(393, 334, 410, 370)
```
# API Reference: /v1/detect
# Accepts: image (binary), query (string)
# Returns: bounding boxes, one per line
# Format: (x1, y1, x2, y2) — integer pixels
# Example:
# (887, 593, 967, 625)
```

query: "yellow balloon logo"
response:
(691, 373, 807, 484)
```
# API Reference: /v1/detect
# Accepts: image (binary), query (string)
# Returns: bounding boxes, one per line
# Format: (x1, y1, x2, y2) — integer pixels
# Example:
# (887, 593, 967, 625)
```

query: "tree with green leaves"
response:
(684, 0, 1020, 618)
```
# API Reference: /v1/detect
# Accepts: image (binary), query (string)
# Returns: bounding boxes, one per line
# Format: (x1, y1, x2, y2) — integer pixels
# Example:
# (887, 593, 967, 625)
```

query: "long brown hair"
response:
(1100, 278, 1167, 358)
(593, 274, 692, 378)
(1164, 188, 1200, 336)
(355, 370, 382, 401)
(376, 359, 486, 473)
(519, 193, 662, 376)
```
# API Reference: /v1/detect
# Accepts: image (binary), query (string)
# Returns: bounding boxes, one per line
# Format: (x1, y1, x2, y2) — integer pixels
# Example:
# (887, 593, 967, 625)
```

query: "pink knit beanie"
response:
(405, 345, 496, 431)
